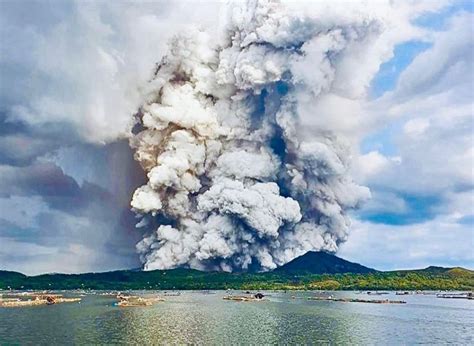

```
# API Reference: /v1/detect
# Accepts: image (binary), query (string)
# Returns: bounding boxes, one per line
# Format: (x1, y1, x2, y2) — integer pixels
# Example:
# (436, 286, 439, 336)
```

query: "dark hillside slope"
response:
(0, 270, 26, 288)
(275, 251, 377, 275)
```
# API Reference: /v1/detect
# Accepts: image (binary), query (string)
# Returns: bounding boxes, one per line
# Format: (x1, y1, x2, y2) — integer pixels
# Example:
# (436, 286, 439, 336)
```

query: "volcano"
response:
(274, 251, 377, 275)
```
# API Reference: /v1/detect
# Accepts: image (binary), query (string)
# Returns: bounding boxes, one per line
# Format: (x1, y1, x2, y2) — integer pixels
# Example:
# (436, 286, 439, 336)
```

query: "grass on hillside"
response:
(1, 267, 473, 291)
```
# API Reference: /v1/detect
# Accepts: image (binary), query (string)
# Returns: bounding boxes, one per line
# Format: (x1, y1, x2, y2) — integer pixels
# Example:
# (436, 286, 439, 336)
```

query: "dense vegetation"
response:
(1, 253, 472, 291)
(1, 266, 472, 291)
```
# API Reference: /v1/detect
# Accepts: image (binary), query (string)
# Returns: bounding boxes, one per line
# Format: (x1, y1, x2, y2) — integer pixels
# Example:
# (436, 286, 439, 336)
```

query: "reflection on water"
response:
(0, 291, 472, 344)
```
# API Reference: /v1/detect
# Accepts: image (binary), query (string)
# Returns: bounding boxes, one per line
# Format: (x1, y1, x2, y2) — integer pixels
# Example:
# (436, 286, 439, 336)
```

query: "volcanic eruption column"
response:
(130, 0, 375, 271)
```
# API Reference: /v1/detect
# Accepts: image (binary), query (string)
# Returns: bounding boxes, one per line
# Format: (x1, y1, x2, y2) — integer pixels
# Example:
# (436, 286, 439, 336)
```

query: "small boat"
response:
(163, 292, 181, 297)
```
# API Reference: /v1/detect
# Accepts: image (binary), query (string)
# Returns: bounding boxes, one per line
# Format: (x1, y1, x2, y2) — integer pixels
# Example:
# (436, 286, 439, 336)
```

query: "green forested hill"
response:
(1, 252, 472, 291)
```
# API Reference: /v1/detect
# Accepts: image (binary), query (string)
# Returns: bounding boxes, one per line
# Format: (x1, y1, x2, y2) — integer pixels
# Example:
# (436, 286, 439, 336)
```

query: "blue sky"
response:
(339, 2, 473, 269)
(0, 1, 472, 274)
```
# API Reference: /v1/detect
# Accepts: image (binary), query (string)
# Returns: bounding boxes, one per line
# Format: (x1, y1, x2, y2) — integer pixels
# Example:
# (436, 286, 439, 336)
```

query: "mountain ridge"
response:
(2, 251, 472, 277)
(1, 251, 472, 291)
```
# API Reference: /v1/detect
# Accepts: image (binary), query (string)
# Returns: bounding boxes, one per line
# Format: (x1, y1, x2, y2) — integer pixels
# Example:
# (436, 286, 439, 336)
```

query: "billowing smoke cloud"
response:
(127, 0, 406, 272)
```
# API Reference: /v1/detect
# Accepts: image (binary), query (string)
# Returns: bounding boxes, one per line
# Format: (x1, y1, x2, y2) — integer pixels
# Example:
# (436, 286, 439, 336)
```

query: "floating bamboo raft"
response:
(436, 293, 473, 300)
(0, 294, 81, 308)
(115, 295, 165, 307)
(223, 294, 265, 302)
(308, 297, 406, 304)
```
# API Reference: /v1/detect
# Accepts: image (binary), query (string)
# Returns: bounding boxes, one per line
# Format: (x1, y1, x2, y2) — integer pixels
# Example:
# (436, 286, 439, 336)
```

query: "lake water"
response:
(1, 291, 472, 344)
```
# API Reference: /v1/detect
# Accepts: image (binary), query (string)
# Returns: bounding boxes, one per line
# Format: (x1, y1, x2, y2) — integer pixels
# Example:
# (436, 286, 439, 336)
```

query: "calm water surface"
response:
(0, 291, 472, 344)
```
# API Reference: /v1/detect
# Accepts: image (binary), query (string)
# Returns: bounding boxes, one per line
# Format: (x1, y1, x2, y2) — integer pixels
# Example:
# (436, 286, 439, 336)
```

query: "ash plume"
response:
(130, 0, 373, 272)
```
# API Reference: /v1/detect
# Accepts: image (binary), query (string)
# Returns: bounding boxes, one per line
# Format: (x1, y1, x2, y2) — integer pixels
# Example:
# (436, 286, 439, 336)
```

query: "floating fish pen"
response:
(436, 293, 471, 299)
(223, 293, 265, 302)
(99, 292, 119, 297)
(308, 297, 406, 304)
(115, 295, 165, 307)
(0, 294, 81, 308)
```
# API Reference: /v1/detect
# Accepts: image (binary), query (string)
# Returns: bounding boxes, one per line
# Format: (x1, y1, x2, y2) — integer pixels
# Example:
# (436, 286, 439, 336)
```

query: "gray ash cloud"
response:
(130, 1, 374, 271)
